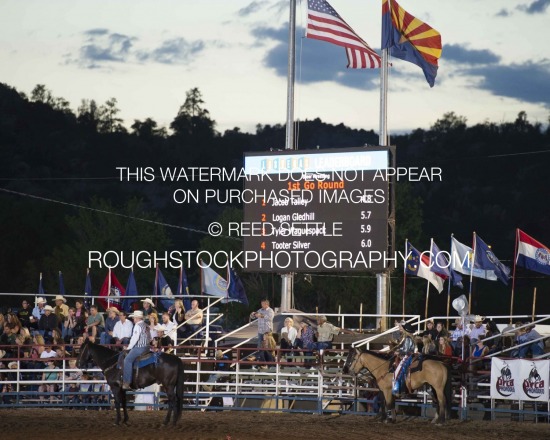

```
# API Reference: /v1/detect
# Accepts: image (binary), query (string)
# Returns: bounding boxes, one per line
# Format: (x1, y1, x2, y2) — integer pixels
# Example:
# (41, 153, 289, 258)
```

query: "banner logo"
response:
(522, 363, 545, 399)
(496, 361, 515, 397)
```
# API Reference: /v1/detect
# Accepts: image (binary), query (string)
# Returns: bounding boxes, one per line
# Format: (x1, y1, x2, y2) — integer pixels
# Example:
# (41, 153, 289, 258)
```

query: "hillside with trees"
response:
(1, 82, 549, 324)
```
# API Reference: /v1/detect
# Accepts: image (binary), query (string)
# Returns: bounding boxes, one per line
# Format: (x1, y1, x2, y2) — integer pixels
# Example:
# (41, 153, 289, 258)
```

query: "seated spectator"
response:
(434, 322, 448, 341)
(203, 350, 230, 391)
(450, 318, 470, 355)
(38, 360, 60, 403)
(485, 320, 503, 354)
(295, 321, 315, 362)
(64, 359, 82, 407)
(100, 307, 120, 345)
(312, 315, 351, 353)
(159, 312, 176, 350)
(140, 298, 158, 321)
(38, 305, 59, 342)
(184, 300, 203, 343)
(31, 334, 46, 359)
(112, 310, 133, 346)
(62, 307, 77, 343)
(280, 317, 298, 351)
(52, 328, 64, 346)
(7, 312, 23, 335)
(53, 295, 69, 323)
(422, 335, 437, 355)
(517, 323, 545, 358)
(17, 299, 32, 329)
(31, 297, 47, 330)
(84, 305, 104, 342)
(172, 299, 186, 342)
(438, 336, 453, 357)
(254, 332, 276, 369)
(469, 315, 486, 344)
(40, 345, 58, 359)
(472, 335, 489, 357)
(73, 300, 87, 337)
(421, 320, 437, 341)
(149, 313, 160, 342)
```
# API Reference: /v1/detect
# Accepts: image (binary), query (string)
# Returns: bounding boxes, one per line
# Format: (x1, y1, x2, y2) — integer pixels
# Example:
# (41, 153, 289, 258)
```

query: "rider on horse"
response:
(390, 320, 417, 396)
(122, 310, 152, 390)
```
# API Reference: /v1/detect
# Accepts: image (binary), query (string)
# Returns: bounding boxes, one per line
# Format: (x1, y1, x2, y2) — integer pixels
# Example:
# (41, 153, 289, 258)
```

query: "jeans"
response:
(99, 332, 114, 345)
(123, 346, 150, 384)
(311, 341, 332, 351)
(518, 342, 545, 358)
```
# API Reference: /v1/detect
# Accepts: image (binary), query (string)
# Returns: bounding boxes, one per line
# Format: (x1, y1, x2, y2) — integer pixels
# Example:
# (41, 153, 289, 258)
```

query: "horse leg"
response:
(382, 389, 396, 424)
(433, 382, 447, 425)
(112, 386, 123, 426)
(430, 386, 440, 424)
(164, 389, 174, 426)
(121, 389, 129, 425)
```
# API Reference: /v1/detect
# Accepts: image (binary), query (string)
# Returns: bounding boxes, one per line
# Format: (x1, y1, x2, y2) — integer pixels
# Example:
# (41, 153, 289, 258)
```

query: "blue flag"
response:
(84, 270, 92, 309)
(429, 241, 450, 277)
(227, 268, 248, 306)
(122, 270, 139, 312)
(450, 269, 464, 289)
(38, 273, 45, 295)
(176, 267, 191, 311)
(474, 235, 511, 285)
(156, 268, 174, 311)
(59, 271, 66, 295)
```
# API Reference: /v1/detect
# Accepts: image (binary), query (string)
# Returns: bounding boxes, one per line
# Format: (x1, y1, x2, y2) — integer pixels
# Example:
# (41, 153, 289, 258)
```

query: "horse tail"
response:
(176, 359, 185, 413)
(444, 365, 453, 416)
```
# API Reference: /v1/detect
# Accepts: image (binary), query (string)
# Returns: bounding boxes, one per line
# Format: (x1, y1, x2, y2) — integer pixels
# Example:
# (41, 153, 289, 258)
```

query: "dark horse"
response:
(77, 340, 184, 426)
(344, 348, 452, 425)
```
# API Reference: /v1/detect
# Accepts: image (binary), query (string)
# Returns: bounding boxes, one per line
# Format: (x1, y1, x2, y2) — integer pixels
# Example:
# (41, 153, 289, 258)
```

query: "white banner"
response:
(490, 358, 549, 401)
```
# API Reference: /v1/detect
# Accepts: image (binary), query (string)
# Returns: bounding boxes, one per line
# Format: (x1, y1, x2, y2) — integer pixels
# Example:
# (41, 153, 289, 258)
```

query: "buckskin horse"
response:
(77, 339, 184, 426)
(344, 348, 452, 424)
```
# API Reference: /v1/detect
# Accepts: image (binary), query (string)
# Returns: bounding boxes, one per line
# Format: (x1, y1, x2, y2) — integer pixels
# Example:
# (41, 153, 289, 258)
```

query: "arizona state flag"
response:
(98, 269, 126, 311)
(382, 0, 442, 87)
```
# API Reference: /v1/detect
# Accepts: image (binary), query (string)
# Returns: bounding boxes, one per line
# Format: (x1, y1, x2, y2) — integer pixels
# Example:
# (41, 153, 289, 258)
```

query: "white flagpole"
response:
(281, 0, 297, 313)
(469, 232, 477, 314)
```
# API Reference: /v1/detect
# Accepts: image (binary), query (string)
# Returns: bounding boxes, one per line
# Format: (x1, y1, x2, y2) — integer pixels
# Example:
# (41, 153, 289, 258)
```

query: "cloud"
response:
(69, 29, 208, 69)
(78, 32, 136, 67)
(443, 44, 501, 65)
(497, 0, 549, 17)
(137, 38, 205, 64)
(467, 61, 550, 107)
(517, 0, 550, 14)
(252, 25, 379, 90)
(237, 1, 268, 17)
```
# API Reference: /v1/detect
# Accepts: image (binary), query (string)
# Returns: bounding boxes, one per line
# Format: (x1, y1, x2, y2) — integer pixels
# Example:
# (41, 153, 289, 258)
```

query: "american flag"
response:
(306, 0, 381, 69)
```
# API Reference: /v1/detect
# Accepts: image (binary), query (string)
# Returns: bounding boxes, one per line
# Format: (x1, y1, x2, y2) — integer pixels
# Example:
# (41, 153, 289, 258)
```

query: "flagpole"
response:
(510, 228, 519, 324)
(469, 232, 476, 314)
(280, 0, 297, 314)
(154, 264, 159, 308)
(107, 268, 111, 310)
(424, 282, 430, 320)
(446, 234, 453, 329)
(402, 238, 407, 318)
(532, 287, 537, 321)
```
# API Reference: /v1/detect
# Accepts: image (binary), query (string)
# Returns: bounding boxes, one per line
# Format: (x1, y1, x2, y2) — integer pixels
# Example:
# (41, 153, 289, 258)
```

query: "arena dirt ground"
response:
(1, 409, 550, 440)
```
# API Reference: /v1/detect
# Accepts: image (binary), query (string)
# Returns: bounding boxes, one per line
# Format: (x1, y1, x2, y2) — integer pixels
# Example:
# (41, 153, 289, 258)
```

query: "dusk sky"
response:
(1, 0, 549, 137)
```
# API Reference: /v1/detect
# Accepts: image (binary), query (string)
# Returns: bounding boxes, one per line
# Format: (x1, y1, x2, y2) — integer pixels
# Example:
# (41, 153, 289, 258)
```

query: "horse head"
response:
(343, 348, 363, 375)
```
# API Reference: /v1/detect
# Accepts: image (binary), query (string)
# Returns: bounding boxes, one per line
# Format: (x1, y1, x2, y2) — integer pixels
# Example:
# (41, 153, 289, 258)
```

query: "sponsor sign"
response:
(491, 358, 549, 401)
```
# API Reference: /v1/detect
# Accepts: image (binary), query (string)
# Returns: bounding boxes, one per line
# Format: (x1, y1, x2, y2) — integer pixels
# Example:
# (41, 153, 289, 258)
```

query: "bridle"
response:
(348, 350, 391, 383)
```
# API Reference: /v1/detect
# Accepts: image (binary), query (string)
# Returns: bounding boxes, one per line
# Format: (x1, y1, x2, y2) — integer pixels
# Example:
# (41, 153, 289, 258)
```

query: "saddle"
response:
(117, 350, 162, 385)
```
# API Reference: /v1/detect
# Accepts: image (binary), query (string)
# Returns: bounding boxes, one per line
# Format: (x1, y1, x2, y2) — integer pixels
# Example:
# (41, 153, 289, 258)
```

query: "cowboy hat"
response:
(141, 298, 155, 306)
(106, 307, 120, 314)
(154, 324, 166, 331)
(53, 295, 67, 303)
(317, 315, 327, 321)
(129, 310, 144, 319)
(8, 361, 18, 369)
(0, 349, 6, 359)
(400, 321, 416, 334)
(473, 315, 485, 323)
(36, 297, 46, 304)
(43, 305, 55, 312)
